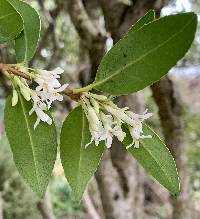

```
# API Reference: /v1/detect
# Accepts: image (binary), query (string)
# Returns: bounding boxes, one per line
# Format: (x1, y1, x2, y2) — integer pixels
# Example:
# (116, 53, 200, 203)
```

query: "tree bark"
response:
(66, 0, 107, 83)
(151, 77, 190, 219)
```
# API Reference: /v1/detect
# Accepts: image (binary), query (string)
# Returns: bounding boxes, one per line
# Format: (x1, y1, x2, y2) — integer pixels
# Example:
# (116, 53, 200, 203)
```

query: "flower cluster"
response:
(7, 64, 152, 147)
(10, 67, 68, 129)
(79, 92, 152, 149)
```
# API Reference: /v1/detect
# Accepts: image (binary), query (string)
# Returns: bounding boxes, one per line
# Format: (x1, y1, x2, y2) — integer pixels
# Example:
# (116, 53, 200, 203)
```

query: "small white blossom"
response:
(35, 67, 64, 90)
(100, 112, 126, 148)
(35, 67, 68, 109)
(29, 67, 68, 128)
(10, 66, 67, 129)
(29, 92, 52, 129)
(81, 97, 105, 147)
(79, 92, 152, 149)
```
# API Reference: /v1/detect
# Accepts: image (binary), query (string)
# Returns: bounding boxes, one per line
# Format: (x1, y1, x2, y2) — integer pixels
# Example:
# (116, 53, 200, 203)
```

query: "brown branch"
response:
(0, 63, 80, 101)
(0, 64, 31, 80)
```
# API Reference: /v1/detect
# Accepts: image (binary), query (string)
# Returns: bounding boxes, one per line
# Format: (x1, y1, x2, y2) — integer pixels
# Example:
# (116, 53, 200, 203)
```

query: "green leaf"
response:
(0, 0, 23, 43)
(128, 9, 155, 33)
(123, 124, 180, 195)
(92, 13, 197, 95)
(7, 0, 41, 62)
(4, 94, 57, 197)
(60, 106, 104, 201)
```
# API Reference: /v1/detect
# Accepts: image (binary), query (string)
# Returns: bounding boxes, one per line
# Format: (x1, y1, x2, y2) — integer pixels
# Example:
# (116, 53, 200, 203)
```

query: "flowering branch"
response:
(0, 63, 152, 148)
(0, 63, 80, 101)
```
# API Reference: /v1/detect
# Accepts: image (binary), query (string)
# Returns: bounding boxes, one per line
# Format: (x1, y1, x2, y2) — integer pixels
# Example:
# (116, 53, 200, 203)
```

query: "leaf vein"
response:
(0, 12, 15, 20)
(18, 93, 40, 191)
(94, 16, 194, 88)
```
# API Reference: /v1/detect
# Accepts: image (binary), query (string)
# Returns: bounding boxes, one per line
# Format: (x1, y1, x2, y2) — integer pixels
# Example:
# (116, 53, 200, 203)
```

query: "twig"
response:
(0, 63, 81, 101)
(0, 64, 31, 80)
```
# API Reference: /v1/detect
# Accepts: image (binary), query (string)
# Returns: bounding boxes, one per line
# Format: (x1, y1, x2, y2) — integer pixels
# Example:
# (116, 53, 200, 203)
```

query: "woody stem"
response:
(0, 63, 81, 101)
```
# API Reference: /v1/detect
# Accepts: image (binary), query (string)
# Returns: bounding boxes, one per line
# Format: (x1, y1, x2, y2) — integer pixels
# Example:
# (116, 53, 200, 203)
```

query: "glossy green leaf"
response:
(4, 94, 57, 197)
(123, 124, 180, 195)
(0, 0, 23, 43)
(7, 0, 41, 62)
(60, 106, 104, 201)
(128, 9, 155, 33)
(92, 13, 197, 95)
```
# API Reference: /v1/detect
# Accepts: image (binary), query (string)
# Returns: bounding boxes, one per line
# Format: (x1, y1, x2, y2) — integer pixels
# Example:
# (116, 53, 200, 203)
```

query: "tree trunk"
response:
(151, 77, 190, 219)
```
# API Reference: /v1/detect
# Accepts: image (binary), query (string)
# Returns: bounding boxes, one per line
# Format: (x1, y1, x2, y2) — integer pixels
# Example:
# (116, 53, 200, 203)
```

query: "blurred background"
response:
(0, 0, 200, 218)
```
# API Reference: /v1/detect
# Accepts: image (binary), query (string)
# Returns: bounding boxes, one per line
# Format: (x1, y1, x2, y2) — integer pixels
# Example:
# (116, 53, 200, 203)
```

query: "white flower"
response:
(29, 92, 52, 129)
(35, 67, 64, 90)
(127, 109, 153, 121)
(10, 66, 68, 129)
(35, 67, 68, 109)
(104, 105, 134, 126)
(100, 112, 126, 148)
(112, 124, 126, 142)
(86, 126, 105, 148)
(31, 67, 68, 128)
(80, 98, 105, 147)
(126, 124, 152, 149)
(79, 92, 152, 149)
(39, 84, 68, 109)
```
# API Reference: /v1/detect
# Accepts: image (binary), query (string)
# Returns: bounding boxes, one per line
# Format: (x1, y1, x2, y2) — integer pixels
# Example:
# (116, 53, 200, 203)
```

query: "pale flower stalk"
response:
(79, 92, 152, 149)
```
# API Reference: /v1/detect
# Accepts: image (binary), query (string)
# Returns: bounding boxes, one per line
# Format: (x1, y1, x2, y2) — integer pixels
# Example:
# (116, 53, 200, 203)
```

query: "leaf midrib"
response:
(19, 93, 41, 191)
(0, 12, 15, 21)
(76, 109, 85, 186)
(93, 16, 194, 88)
(140, 138, 178, 193)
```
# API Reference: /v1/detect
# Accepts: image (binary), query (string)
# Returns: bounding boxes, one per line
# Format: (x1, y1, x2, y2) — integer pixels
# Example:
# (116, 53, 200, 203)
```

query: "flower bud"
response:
(90, 98, 100, 114)
(20, 84, 31, 101)
(12, 89, 18, 106)
(88, 106, 100, 131)
(90, 93, 107, 101)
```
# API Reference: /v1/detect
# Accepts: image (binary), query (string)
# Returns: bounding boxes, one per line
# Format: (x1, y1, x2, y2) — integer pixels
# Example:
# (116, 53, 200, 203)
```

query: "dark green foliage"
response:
(4, 94, 57, 197)
(8, 0, 41, 62)
(123, 124, 180, 195)
(60, 106, 104, 201)
(0, 0, 23, 43)
(93, 13, 197, 95)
